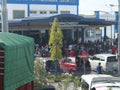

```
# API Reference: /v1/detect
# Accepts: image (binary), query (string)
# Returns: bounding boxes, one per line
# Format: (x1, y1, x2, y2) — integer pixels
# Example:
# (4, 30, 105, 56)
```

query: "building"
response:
(95, 11, 117, 39)
(0, 0, 114, 46)
(0, 0, 79, 20)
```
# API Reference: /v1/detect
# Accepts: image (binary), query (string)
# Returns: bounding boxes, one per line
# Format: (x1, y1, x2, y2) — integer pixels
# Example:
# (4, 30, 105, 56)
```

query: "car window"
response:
(62, 58, 67, 62)
(92, 80, 110, 85)
(100, 56, 105, 61)
(93, 56, 100, 61)
(107, 56, 117, 62)
(67, 59, 74, 63)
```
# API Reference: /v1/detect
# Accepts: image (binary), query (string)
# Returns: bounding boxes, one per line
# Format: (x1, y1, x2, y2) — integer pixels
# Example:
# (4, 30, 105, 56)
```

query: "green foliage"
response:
(49, 18, 63, 60)
(47, 74, 81, 90)
(34, 60, 47, 88)
(109, 87, 112, 90)
(73, 77, 82, 90)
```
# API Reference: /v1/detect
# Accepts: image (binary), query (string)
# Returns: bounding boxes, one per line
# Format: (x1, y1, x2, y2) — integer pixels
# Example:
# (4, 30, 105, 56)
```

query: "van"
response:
(80, 74, 120, 90)
(89, 53, 118, 72)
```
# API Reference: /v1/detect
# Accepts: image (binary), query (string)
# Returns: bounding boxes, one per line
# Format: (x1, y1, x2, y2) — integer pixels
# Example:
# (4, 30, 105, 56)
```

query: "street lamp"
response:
(1, 0, 8, 32)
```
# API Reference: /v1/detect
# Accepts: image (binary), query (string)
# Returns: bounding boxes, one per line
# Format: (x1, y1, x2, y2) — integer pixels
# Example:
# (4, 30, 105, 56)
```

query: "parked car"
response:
(89, 53, 118, 72)
(80, 74, 120, 90)
(59, 56, 91, 73)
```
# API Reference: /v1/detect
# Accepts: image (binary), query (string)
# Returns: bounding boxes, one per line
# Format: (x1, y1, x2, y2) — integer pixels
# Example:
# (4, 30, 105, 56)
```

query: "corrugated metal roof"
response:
(8, 14, 115, 27)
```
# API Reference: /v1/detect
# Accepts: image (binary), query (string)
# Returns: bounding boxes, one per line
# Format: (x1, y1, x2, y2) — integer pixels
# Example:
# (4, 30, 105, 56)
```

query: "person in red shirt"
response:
(112, 45, 117, 54)
(82, 50, 89, 56)
(69, 49, 75, 57)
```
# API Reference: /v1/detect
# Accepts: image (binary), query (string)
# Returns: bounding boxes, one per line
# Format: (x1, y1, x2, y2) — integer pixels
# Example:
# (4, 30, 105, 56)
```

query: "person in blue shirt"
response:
(96, 62, 102, 74)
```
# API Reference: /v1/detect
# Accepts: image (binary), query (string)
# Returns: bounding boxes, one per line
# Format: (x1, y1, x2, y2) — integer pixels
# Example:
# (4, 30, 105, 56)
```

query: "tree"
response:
(49, 18, 63, 61)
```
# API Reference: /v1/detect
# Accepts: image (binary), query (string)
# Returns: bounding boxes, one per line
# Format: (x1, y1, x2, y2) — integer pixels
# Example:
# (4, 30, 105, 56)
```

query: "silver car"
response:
(89, 53, 118, 72)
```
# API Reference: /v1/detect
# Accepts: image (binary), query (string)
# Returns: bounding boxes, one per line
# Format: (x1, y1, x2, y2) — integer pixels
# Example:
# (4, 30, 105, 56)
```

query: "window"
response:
(86, 29, 94, 38)
(100, 56, 105, 61)
(49, 11, 57, 14)
(60, 11, 70, 14)
(40, 11, 47, 14)
(30, 10, 37, 14)
(107, 56, 117, 62)
(13, 10, 25, 19)
(63, 58, 67, 62)
(93, 56, 100, 61)
(67, 59, 74, 63)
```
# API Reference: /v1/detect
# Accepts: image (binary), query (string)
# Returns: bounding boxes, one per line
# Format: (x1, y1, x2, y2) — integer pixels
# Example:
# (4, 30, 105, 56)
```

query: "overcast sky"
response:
(79, 0, 119, 15)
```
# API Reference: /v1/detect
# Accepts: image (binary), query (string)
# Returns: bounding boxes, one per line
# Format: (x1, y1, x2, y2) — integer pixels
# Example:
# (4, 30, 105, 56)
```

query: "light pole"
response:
(109, 4, 115, 46)
(1, 0, 8, 32)
(118, 0, 120, 75)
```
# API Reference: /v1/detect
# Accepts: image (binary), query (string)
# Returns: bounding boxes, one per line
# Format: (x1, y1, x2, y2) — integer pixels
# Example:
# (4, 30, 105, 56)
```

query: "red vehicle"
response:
(59, 56, 91, 73)
(59, 57, 77, 73)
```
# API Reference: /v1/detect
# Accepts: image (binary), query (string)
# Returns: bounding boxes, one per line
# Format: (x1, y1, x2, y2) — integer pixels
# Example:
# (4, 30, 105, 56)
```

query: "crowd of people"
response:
(34, 39, 118, 58)
(34, 39, 118, 75)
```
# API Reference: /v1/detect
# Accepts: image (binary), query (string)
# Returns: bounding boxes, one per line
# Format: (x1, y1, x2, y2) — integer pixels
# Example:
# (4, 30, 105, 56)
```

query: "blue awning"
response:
(8, 14, 115, 27)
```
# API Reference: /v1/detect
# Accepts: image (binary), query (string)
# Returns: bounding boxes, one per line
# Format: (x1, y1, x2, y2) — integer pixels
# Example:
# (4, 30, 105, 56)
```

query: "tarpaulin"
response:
(0, 32, 34, 90)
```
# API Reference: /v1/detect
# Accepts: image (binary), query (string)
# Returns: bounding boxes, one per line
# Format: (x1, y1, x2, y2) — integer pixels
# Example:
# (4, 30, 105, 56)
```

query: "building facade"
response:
(0, 0, 114, 46)
(95, 11, 117, 39)
(0, 0, 79, 20)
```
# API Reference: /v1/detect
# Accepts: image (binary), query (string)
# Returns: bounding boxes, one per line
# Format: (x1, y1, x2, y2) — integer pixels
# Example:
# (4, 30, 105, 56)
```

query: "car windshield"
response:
(107, 56, 117, 62)
(95, 86, 120, 90)
(92, 80, 109, 85)
(92, 82, 120, 90)
(67, 59, 75, 63)
(92, 80, 120, 86)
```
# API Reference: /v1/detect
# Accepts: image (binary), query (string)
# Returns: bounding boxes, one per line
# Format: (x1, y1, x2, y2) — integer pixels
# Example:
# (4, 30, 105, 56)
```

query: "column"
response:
(104, 27, 107, 41)
(115, 11, 118, 38)
(94, 11, 100, 19)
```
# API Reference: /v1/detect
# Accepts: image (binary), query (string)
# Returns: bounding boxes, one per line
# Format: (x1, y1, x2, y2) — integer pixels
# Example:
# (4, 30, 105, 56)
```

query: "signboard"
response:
(100, 13, 116, 21)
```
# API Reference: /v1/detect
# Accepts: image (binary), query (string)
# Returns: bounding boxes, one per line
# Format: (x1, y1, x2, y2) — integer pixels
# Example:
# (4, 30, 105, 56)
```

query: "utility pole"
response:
(118, 0, 120, 75)
(109, 4, 115, 46)
(1, 0, 8, 32)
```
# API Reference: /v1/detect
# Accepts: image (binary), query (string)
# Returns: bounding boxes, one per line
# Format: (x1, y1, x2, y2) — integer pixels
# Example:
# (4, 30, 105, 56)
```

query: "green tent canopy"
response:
(0, 32, 34, 90)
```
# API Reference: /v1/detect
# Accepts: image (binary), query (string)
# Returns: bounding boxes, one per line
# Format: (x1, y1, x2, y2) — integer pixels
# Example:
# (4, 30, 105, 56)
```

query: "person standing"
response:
(69, 49, 75, 57)
(96, 62, 103, 74)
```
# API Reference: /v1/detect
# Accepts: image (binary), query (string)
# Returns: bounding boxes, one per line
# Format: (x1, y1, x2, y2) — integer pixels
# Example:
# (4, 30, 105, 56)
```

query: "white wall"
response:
(58, 5, 77, 14)
(6, 4, 77, 20)
(30, 4, 56, 12)
(7, 4, 28, 20)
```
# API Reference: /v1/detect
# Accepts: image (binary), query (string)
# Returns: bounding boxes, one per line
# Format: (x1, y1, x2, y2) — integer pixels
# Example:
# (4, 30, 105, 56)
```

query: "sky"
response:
(79, 0, 119, 15)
